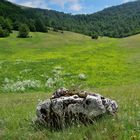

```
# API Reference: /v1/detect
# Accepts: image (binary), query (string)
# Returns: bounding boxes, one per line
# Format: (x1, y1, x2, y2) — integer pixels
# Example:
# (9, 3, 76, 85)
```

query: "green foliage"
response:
(53, 27, 58, 32)
(91, 32, 99, 39)
(18, 24, 30, 38)
(35, 19, 48, 33)
(0, 0, 140, 37)
(0, 16, 11, 37)
(0, 16, 12, 32)
(0, 26, 10, 37)
(13, 21, 20, 30)
(4, 19, 12, 33)
(28, 19, 36, 32)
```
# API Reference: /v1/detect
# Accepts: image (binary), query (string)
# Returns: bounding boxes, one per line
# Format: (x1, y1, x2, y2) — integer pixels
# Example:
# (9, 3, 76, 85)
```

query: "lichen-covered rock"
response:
(36, 88, 118, 129)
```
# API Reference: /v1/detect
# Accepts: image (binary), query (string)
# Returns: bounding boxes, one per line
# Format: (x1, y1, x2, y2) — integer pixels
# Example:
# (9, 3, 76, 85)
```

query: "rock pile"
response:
(36, 88, 118, 129)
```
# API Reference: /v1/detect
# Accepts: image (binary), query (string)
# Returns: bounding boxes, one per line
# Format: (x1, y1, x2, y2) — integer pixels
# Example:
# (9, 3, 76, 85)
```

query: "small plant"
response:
(45, 66, 65, 89)
(78, 73, 87, 80)
(3, 78, 41, 92)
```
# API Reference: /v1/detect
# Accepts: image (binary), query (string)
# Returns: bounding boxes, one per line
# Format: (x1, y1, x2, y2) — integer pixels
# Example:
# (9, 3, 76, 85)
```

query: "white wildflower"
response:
(20, 69, 32, 74)
(45, 78, 55, 88)
(54, 66, 62, 70)
(78, 73, 87, 80)
(4, 78, 10, 83)
(2, 79, 41, 92)
(15, 59, 24, 65)
(40, 73, 48, 78)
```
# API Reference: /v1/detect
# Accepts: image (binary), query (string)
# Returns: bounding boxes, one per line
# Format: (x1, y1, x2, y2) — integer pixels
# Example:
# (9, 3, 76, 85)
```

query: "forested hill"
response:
(0, 0, 140, 38)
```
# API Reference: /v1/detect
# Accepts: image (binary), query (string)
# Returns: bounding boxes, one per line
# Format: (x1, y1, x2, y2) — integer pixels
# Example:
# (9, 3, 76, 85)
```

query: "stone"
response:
(36, 88, 118, 129)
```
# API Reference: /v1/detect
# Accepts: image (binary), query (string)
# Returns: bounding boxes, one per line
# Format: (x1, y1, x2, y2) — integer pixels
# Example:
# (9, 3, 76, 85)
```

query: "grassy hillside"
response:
(0, 31, 140, 139)
(0, 31, 140, 92)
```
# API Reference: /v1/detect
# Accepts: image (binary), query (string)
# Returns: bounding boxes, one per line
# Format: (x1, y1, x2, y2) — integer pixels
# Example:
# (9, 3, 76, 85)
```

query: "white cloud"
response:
(123, 0, 136, 3)
(8, 0, 49, 9)
(8, 0, 16, 2)
(50, 0, 80, 7)
(70, 3, 82, 11)
(49, 0, 82, 12)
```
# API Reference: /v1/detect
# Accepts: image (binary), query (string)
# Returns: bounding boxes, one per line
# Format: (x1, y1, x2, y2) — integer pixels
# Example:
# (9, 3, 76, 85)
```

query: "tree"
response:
(0, 26, 10, 37)
(28, 19, 36, 32)
(0, 16, 5, 28)
(53, 27, 58, 32)
(0, 17, 11, 37)
(13, 21, 20, 30)
(35, 19, 48, 32)
(91, 32, 98, 39)
(4, 19, 12, 33)
(18, 24, 30, 38)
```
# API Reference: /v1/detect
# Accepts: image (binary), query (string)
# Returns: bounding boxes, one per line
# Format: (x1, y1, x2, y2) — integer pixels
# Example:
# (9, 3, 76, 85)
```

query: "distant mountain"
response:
(0, 0, 140, 38)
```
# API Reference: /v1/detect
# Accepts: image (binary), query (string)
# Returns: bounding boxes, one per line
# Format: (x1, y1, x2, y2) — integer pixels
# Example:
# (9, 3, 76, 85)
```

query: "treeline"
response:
(0, 0, 140, 38)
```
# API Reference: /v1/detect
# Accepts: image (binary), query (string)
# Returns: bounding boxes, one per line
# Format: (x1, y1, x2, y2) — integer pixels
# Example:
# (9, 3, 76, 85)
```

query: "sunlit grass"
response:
(0, 31, 140, 139)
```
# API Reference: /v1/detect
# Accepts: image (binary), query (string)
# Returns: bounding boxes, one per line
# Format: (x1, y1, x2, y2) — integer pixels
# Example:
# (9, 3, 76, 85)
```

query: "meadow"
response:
(0, 31, 140, 139)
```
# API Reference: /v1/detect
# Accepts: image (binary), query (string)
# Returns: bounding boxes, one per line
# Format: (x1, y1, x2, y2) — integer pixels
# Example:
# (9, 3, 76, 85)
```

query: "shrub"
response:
(4, 19, 12, 33)
(0, 26, 10, 37)
(18, 24, 30, 38)
(91, 34, 98, 39)
(53, 27, 58, 32)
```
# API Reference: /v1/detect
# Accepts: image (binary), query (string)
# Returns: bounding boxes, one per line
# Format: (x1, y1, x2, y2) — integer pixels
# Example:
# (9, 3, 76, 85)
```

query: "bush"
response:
(91, 33, 98, 39)
(0, 26, 10, 37)
(53, 27, 58, 32)
(18, 24, 30, 38)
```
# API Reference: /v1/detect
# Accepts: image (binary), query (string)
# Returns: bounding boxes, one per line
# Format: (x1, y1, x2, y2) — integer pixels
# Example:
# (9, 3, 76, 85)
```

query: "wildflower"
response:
(54, 66, 62, 70)
(45, 78, 55, 88)
(20, 69, 32, 74)
(2, 79, 41, 92)
(40, 73, 48, 78)
(78, 73, 87, 80)
(4, 78, 10, 83)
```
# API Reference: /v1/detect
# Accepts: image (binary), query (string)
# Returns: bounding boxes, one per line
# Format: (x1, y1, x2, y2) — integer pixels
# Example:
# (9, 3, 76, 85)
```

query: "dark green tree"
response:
(0, 16, 5, 28)
(0, 26, 10, 37)
(13, 21, 20, 30)
(18, 24, 30, 38)
(35, 19, 48, 32)
(91, 32, 98, 39)
(4, 19, 12, 33)
(28, 19, 36, 32)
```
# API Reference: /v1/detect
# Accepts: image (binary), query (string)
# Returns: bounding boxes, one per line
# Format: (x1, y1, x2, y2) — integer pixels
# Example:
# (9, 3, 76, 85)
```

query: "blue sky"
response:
(8, 0, 136, 14)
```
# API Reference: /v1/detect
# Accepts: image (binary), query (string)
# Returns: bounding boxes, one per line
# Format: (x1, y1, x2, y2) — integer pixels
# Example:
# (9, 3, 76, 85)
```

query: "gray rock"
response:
(36, 88, 118, 129)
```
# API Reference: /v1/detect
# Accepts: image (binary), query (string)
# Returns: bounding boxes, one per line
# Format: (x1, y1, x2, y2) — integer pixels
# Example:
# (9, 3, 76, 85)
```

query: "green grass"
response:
(0, 31, 140, 139)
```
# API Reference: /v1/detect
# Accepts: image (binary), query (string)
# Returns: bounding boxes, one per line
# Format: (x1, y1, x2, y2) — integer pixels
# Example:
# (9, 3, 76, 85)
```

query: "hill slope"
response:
(0, 31, 140, 139)
(0, 31, 140, 92)
(0, 0, 140, 37)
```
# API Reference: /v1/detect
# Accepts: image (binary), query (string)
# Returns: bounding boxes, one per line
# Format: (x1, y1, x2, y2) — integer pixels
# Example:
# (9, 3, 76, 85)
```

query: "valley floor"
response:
(0, 31, 140, 139)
